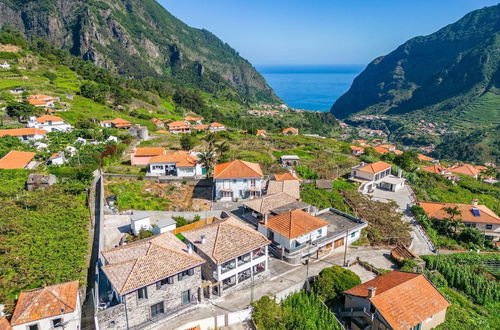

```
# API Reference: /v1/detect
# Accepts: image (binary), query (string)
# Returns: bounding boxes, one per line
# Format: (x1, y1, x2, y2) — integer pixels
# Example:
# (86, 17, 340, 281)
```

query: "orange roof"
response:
(28, 99, 48, 106)
(149, 150, 197, 167)
(0, 151, 36, 169)
(210, 122, 225, 127)
(450, 164, 480, 177)
(10, 281, 79, 326)
(36, 115, 64, 123)
(0, 128, 46, 137)
(256, 129, 267, 136)
(134, 147, 165, 157)
(344, 271, 450, 330)
(393, 149, 403, 155)
(282, 127, 298, 134)
(350, 145, 365, 152)
(263, 209, 328, 239)
(193, 124, 208, 130)
(0, 317, 11, 330)
(422, 165, 448, 174)
(150, 118, 164, 125)
(28, 94, 53, 100)
(476, 165, 488, 172)
(419, 201, 500, 225)
(274, 172, 299, 181)
(168, 121, 190, 129)
(357, 161, 392, 174)
(185, 116, 202, 121)
(354, 139, 366, 145)
(214, 160, 263, 179)
(418, 154, 435, 162)
(373, 146, 390, 154)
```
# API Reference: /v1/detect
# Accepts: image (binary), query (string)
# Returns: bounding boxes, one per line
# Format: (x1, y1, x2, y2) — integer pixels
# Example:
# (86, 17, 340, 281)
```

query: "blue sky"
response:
(159, 0, 498, 65)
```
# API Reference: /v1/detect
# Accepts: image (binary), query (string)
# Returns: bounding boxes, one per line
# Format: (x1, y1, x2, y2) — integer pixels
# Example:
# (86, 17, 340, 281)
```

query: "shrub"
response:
(312, 265, 361, 304)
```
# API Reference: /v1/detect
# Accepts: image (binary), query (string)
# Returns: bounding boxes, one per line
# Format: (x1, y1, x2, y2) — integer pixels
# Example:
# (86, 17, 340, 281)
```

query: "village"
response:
(0, 88, 499, 330)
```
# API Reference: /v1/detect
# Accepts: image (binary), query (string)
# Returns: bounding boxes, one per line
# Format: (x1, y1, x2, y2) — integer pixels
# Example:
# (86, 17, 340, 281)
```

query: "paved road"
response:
(162, 246, 393, 330)
(367, 186, 434, 255)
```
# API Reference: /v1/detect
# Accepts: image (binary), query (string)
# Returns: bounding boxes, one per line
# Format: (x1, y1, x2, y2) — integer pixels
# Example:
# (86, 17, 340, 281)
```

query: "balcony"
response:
(237, 253, 251, 267)
(238, 268, 251, 283)
(252, 247, 266, 259)
(222, 275, 236, 290)
(253, 262, 266, 275)
(220, 259, 236, 274)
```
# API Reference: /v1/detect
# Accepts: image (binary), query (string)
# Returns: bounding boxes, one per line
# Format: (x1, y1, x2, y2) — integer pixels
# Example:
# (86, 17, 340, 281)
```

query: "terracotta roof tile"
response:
(184, 116, 202, 121)
(344, 271, 450, 330)
(373, 146, 390, 154)
(101, 232, 204, 295)
(450, 164, 480, 177)
(357, 161, 392, 174)
(10, 281, 79, 326)
(0, 151, 36, 169)
(419, 201, 500, 225)
(193, 124, 208, 130)
(209, 122, 225, 128)
(263, 209, 328, 239)
(134, 147, 165, 157)
(282, 127, 298, 134)
(350, 145, 365, 152)
(149, 150, 197, 167)
(150, 118, 164, 125)
(182, 217, 270, 264)
(0, 128, 47, 137)
(0, 317, 11, 330)
(422, 165, 449, 174)
(274, 172, 299, 181)
(214, 160, 263, 179)
(168, 121, 190, 129)
(36, 115, 64, 123)
(418, 154, 435, 162)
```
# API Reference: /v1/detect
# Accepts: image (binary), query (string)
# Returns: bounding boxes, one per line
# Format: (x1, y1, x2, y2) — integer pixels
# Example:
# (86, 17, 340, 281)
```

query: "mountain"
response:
(330, 4, 500, 120)
(0, 0, 279, 103)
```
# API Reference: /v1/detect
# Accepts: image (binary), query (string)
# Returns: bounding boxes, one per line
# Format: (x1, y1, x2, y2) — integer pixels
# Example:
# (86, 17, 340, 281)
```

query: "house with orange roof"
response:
(0, 151, 37, 169)
(100, 118, 132, 129)
(378, 144, 396, 151)
(353, 139, 367, 146)
(350, 161, 404, 193)
(193, 124, 208, 131)
(449, 164, 480, 178)
(208, 122, 226, 132)
(282, 127, 298, 136)
(0, 128, 46, 142)
(214, 160, 264, 201)
(27, 115, 72, 132)
(417, 154, 436, 163)
(48, 151, 65, 165)
(182, 216, 270, 297)
(0, 316, 11, 330)
(373, 146, 390, 155)
(258, 208, 367, 264)
(419, 201, 500, 242)
(274, 172, 299, 181)
(9, 281, 81, 330)
(97, 232, 205, 328)
(130, 147, 165, 166)
(147, 150, 203, 177)
(150, 117, 165, 128)
(421, 164, 458, 182)
(350, 145, 365, 156)
(256, 129, 267, 137)
(26, 94, 59, 108)
(184, 116, 203, 125)
(167, 120, 191, 134)
(342, 271, 450, 330)
(393, 149, 403, 155)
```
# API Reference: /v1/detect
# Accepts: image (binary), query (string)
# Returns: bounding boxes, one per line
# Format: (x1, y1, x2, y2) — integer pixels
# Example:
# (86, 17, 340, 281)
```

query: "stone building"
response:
(97, 232, 205, 329)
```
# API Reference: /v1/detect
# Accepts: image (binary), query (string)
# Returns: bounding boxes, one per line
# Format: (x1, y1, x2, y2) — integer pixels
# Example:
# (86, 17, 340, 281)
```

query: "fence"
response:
(173, 308, 253, 330)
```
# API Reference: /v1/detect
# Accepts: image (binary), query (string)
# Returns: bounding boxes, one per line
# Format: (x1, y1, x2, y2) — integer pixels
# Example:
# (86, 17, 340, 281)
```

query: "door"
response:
(334, 237, 344, 249)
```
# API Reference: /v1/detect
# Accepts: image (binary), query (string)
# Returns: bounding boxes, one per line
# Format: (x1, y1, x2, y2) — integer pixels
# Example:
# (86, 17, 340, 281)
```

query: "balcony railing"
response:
(238, 253, 251, 266)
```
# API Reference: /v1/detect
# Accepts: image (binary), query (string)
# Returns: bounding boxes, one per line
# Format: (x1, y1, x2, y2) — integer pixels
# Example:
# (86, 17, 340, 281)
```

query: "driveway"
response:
(366, 186, 434, 255)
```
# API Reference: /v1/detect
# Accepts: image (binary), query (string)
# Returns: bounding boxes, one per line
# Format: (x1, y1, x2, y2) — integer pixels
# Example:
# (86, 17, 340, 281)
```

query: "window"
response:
(351, 232, 356, 238)
(486, 224, 493, 230)
(232, 179, 237, 184)
(152, 165, 163, 170)
(28, 325, 39, 330)
(137, 287, 148, 300)
(178, 269, 193, 281)
(181, 290, 191, 305)
(156, 277, 173, 289)
(150, 302, 165, 318)
(52, 318, 62, 328)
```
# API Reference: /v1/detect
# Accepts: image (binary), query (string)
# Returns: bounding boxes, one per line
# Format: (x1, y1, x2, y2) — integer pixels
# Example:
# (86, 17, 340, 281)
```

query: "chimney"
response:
(187, 243, 193, 254)
(200, 235, 206, 244)
(264, 214, 268, 226)
(368, 287, 376, 298)
(471, 199, 478, 206)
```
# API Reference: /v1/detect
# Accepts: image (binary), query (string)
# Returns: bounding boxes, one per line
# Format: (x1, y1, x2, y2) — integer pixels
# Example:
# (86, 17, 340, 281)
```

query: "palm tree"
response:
(203, 133, 217, 152)
(216, 141, 230, 162)
(444, 206, 462, 233)
(198, 150, 216, 178)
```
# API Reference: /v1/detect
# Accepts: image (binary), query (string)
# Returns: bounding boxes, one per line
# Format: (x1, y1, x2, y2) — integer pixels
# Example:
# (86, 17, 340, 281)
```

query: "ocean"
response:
(257, 65, 364, 111)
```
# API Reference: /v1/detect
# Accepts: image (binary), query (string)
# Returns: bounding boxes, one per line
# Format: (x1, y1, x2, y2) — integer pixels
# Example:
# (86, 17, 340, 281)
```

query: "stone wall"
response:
(97, 266, 202, 329)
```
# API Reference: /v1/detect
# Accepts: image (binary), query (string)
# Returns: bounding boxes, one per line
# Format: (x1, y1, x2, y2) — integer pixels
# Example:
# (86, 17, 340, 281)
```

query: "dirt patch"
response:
(0, 44, 21, 52)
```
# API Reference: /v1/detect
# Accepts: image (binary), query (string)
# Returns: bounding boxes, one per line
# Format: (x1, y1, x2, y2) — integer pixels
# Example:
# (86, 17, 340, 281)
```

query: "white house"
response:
(0, 62, 10, 69)
(147, 150, 203, 178)
(27, 115, 73, 132)
(130, 211, 177, 235)
(65, 145, 77, 156)
(208, 122, 226, 132)
(107, 135, 118, 143)
(0, 128, 46, 142)
(350, 161, 404, 193)
(49, 152, 66, 165)
(213, 160, 264, 201)
(8, 281, 81, 330)
(182, 216, 270, 297)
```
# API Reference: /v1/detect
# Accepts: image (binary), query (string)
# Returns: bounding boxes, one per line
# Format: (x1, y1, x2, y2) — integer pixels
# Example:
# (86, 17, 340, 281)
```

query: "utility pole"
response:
(305, 233, 312, 291)
(251, 270, 254, 304)
(343, 229, 349, 267)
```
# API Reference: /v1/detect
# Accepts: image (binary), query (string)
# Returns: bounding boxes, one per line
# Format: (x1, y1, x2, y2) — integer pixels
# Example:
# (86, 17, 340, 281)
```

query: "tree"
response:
(444, 206, 462, 233)
(198, 150, 216, 178)
(6, 101, 38, 122)
(312, 265, 361, 304)
(394, 150, 418, 172)
(458, 227, 485, 246)
(216, 141, 230, 162)
(180, 134, 196, 151)
(251, 296, 285, 330)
